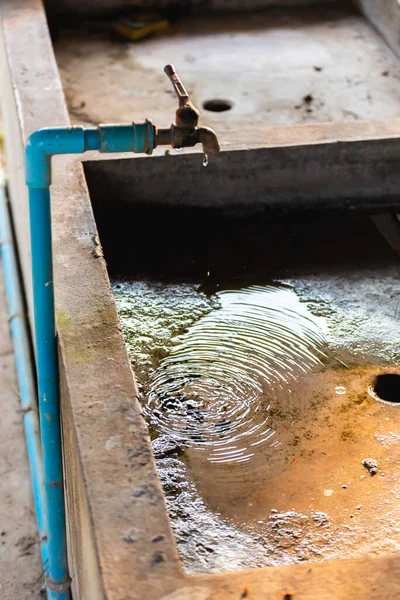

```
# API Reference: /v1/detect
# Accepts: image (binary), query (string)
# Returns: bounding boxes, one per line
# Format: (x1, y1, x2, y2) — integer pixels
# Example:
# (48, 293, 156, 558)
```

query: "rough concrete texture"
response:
(1, 2, 182, 599)
(55, 5, 400, 133)
(0, 260, 43, 599)
(84, 137, 400, 212)
(102, 200, 400, 574)
(358, 0, 400, 60)
(0, 10, 34, 331)
(3, 1, 400, 599)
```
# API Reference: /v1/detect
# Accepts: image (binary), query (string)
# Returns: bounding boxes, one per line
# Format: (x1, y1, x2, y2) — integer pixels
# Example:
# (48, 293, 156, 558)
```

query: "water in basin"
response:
(106, 206, 400, 573)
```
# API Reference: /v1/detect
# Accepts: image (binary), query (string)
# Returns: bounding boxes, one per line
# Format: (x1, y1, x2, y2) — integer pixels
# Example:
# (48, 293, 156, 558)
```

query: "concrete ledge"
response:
(85, 134, 400, 212)
(0, 2, 181, 598)
(3, 1, 400, 599)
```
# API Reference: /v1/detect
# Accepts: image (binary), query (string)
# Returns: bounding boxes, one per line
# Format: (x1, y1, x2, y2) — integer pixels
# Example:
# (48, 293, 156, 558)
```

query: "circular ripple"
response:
(146, 286, 326, 462)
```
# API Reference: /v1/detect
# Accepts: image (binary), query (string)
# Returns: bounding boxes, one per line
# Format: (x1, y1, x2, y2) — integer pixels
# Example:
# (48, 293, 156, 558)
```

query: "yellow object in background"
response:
(113, 14, 169, 41)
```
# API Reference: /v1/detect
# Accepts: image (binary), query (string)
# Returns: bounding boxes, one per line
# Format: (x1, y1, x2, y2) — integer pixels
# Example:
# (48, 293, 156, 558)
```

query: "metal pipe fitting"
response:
(156, 64, 220, 155)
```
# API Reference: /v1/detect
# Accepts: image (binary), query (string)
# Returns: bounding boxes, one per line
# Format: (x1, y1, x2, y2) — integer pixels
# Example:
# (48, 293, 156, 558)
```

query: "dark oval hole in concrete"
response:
(372, 373, 400, 404)
(203, 99, 233, 112)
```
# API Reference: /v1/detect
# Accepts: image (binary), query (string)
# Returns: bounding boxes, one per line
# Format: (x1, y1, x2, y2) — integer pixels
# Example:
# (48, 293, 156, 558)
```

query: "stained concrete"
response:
(99, 199, 400, 574)
(55, 5, 400, 133)
(84, 138, 400, 212)
(1, 2, 183, 599)
(0, 260, 43, 599)
(62, 4, 400, 210)
(358, 0, 400, 60)
(3, 0, 400, 599)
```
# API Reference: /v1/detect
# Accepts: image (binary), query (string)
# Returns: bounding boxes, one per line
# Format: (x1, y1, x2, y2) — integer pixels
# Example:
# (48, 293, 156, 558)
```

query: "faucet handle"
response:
(157, 64, 220, 155)
(164, 64, 199, 131)
(164, 64, 189, 107)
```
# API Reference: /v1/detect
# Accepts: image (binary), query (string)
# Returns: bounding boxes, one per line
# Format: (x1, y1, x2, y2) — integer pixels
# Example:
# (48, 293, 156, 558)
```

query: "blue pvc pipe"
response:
(0, 178, 48, 568)
(25, 122, 155, 599)
(29, 186, 69, 598)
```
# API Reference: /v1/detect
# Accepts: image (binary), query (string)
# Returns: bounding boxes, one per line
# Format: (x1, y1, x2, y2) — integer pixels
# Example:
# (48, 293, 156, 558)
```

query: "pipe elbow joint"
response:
(25, 131, 51, 188)
(25, 127, 86, 188)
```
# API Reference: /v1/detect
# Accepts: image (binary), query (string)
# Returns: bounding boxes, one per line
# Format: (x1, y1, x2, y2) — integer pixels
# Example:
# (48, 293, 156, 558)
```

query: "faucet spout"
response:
(155, 65, 220, 157)
(197, 126, 220, 156)
(155, 124, 220, 156)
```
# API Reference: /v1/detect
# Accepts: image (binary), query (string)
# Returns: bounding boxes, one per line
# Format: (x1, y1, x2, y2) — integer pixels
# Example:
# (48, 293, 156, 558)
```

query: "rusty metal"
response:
(156, 64, 220, 155)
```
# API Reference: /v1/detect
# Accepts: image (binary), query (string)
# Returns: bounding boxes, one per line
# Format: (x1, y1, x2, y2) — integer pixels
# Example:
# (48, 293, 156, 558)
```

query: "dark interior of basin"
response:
(90, 197, 393, 283)
(85, 156, 400, 574)
(84, 151, 400, 284)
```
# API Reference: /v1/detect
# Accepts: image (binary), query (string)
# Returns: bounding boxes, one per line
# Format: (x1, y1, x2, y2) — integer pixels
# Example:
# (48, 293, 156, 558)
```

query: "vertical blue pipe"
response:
(0, 178, 48, 570)
(28, 187, 70, 599)
(25, 122, 155, 599)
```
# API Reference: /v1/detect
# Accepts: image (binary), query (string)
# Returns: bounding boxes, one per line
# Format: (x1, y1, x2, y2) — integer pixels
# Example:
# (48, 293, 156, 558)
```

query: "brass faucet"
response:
(155, 64, 220, 156)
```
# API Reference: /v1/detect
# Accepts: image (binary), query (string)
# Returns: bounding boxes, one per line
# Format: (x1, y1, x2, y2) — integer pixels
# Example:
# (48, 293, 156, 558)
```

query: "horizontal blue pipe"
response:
(25, 123, 155, 188)
(0, 177, 48, 569)
(25, 121, 156, 599)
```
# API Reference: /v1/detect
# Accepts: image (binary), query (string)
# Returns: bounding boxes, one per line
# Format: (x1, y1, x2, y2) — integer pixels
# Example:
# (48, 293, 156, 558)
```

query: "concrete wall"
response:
(358, 0, 400, 59)
(0, 2, 182, 598)
(0, 13, 34, 329)
(4, 1, 400, 598)
(85, 136, 400, 213)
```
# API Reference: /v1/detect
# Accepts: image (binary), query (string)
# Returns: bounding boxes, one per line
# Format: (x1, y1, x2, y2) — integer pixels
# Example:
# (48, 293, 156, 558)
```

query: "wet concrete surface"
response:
(108, 206, 400, 574)
(13, 0, 400, 594)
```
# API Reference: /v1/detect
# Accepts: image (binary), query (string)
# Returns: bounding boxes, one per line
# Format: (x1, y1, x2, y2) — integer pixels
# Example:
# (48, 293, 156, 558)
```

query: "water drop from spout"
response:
(175, 147, 182, 152)
(203, 154, 209, 167)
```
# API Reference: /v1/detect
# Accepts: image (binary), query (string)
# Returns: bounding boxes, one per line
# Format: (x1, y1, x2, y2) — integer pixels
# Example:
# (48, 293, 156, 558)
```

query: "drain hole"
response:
(203, 99, 233, 112)
(282, 595, 293, 600)
(372, 374, 400, 403)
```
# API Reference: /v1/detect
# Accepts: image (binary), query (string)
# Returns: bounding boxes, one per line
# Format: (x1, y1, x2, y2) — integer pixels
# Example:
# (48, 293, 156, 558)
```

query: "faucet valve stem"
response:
(155, 64, 220, 156)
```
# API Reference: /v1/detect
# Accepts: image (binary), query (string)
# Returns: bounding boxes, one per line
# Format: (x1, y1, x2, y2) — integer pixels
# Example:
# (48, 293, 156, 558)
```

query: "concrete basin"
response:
(2, 0, 400, 598)
(86, 156, 400, 574)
